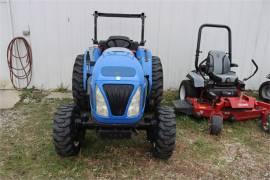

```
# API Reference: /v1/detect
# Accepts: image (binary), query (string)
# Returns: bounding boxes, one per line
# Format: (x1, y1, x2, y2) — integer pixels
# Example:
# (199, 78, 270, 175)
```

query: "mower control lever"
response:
(243, 59, 258, 81)
(198, 59, 208, 80)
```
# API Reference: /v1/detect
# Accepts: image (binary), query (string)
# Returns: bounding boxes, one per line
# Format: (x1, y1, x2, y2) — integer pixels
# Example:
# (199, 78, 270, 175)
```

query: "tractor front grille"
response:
(103, 84, 134, 116)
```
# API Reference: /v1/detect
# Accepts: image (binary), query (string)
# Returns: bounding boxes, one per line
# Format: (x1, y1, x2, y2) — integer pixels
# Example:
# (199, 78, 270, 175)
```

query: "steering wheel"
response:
(106, 37, 131, 48)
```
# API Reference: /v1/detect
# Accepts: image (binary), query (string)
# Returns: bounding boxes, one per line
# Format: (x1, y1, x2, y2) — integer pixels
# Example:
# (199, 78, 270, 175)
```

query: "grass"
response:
(52, 83, 69, 93)
(19, 87, 47, 104)
(0, 90, 269, 179)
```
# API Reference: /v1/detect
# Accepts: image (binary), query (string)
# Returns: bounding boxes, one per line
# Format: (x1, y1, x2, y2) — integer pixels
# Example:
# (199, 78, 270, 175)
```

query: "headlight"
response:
(127, 86, 141, 117)
(96, 86, 108, 117)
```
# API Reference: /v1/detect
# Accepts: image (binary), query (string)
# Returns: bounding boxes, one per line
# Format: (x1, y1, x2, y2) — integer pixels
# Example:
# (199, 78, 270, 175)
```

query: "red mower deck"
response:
(173, 94, 270, 132)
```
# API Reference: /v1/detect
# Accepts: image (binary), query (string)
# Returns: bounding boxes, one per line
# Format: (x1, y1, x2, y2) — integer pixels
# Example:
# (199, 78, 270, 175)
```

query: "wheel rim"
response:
(179, 85, 186, 100)
(261, 85, 270, 100)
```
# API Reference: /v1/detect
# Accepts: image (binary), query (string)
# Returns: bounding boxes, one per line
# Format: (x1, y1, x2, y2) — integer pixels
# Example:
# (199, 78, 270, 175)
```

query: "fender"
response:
(187, 71, 205, 88)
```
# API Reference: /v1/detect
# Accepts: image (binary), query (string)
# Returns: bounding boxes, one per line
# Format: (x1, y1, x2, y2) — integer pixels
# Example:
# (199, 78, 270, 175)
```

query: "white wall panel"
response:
(0, 0, 13, 88)
(1, 0, 270, 90)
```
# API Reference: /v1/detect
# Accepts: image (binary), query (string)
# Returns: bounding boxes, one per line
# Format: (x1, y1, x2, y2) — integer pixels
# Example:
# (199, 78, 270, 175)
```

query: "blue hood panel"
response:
(92, 48, 144, 84)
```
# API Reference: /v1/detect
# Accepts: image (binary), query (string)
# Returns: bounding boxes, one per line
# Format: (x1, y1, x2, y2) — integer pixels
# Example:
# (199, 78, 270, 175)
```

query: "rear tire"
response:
(72, 54, 89, 110)
(53, 104, 84, 156)
(259, 81, 270, 103)
(209, 115, 223, 135)
(148, 56, 163, 110)
(178, 80, 199, 100)
(151, 106, 176, 159)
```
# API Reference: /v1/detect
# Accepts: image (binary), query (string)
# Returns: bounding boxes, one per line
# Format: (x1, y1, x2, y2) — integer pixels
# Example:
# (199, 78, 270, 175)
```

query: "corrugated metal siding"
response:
(1, 0, 270, 89)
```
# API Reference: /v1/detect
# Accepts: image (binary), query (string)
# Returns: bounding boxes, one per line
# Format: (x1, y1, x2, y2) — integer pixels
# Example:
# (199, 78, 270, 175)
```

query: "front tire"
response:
(151, 106, 176, 159)
(259, 81, 270, 103)
(261, 113, 270, 134)
(209, 115, 223, 135)
(72, 54, 89, 110)
(53, 104, 84, 156)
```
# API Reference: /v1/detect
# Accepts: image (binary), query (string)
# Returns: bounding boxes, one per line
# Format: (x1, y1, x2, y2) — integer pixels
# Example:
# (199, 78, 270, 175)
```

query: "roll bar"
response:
(93, 11, 146, 46)
(195, 24, 232, 71)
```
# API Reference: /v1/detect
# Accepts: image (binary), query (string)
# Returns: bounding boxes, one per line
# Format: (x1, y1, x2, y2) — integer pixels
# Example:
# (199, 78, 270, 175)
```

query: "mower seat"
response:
(206, 50, 238, 83)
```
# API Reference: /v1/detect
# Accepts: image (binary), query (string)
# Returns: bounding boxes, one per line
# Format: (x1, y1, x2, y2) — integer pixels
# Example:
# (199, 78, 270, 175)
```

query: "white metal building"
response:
(1, 0, 270, 90)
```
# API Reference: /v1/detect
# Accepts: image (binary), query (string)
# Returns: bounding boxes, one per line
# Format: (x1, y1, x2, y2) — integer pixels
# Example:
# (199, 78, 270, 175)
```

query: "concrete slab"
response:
(45, 92, 72, 99)
(0, 90, 20, 109)
(0, 80, 14, 89)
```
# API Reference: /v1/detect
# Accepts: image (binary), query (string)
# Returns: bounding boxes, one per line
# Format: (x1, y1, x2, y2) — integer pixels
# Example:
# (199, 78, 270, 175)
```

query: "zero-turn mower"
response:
(173, 24, 270, 135)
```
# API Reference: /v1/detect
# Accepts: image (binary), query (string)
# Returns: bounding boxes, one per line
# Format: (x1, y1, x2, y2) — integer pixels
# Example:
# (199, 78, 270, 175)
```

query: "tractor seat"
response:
(98, 36, 139, 51)
(206, 50, 238, 83)
(107, 36, 131, 47)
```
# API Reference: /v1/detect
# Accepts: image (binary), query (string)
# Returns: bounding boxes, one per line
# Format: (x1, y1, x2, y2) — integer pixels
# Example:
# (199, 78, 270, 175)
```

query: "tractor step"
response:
(173, 100, 193, 115)
(97, 128, 133, 139)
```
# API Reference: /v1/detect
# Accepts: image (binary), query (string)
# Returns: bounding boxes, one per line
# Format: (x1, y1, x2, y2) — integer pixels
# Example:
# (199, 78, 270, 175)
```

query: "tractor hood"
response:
(91, 47, 144, 84)
(90, 47, 147, 124)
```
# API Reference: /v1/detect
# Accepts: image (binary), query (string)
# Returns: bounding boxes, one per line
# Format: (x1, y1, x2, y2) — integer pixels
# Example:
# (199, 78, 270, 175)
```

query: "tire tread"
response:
(152, 106, 176, 159)
(53, 104, 81, 156)
(72, 54, 89, 110)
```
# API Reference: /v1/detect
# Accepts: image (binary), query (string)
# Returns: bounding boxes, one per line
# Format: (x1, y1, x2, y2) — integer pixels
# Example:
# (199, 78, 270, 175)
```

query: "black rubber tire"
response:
(261, 113, 270, 134)
(178, 80, 199, 100)
(148, 56, 163, 110)
(72, 54, 89, 110)
(151, 106, 176, 159)
(259, 81, 270, 103)
(209, 115, 223, 135)
(53, 104, 84, 156)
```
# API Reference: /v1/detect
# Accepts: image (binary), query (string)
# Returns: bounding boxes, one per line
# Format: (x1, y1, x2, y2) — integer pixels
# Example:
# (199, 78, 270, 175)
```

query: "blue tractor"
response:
(53, 12, 176, 159)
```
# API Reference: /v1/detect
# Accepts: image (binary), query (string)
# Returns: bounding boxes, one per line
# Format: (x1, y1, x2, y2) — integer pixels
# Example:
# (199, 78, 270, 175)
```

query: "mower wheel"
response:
(148, 56, 163, 110)
(261, 113, 270, 134)
(209, 115, 223, 135)
(259, 81, 270, 103)
(151, 106, 176, 159)
(53, 104, 84, 156)
(72, 54, 89, 110)
(178, 80, 199, 100)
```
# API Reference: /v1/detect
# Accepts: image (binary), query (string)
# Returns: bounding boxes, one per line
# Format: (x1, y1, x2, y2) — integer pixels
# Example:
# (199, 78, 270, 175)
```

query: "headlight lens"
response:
(96, 86, 108, 117)
(127, 86, 141, 117)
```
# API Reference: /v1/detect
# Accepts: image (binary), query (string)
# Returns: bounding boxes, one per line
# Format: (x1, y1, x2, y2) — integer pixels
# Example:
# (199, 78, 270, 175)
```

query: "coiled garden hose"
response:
(6, 37, 32, 89)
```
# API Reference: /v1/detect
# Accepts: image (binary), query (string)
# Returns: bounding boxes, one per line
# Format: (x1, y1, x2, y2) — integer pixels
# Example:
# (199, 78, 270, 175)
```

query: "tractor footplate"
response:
(97, 128, 133, 139)
(173, 100, 193, 115)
